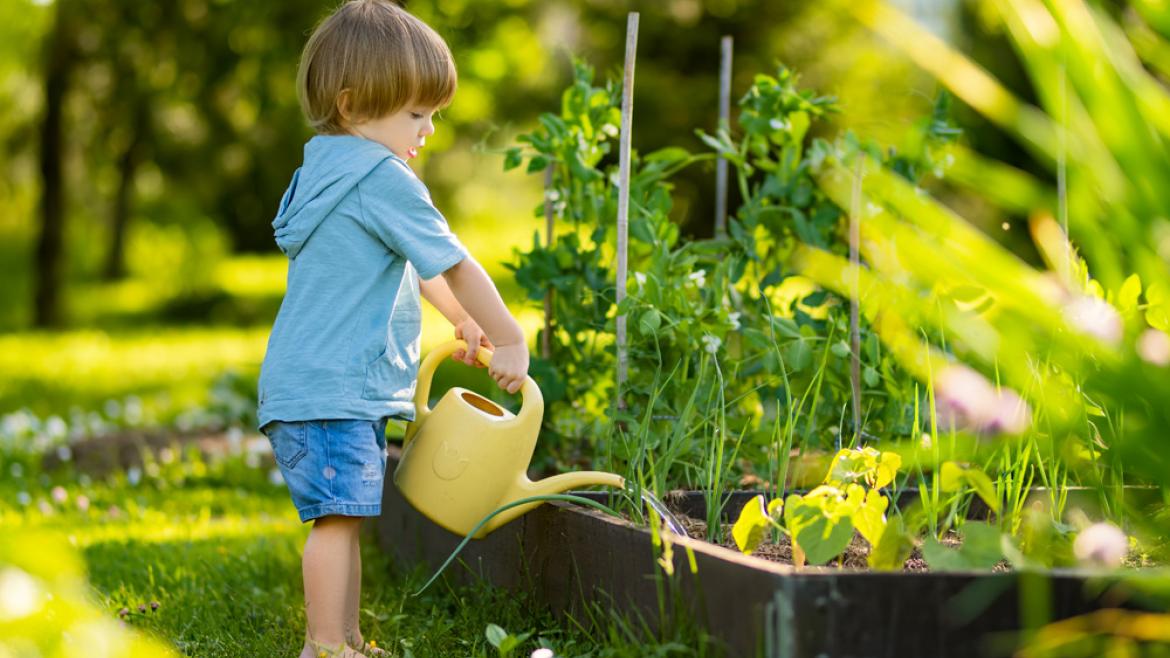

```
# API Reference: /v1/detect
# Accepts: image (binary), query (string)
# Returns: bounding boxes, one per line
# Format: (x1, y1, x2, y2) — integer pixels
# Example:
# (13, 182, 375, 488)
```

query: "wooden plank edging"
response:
(376, 448, 1141, 657)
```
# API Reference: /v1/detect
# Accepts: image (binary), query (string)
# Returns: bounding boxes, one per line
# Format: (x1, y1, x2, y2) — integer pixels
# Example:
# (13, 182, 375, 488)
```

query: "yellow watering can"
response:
(394, 340, 625, 538)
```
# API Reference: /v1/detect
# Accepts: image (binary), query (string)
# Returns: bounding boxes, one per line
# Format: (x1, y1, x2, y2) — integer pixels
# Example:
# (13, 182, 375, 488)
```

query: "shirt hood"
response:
(272, 135, 399, 258)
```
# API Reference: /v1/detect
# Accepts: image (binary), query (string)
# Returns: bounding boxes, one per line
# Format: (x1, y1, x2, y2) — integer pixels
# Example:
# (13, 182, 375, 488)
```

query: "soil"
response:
(669, 504, 960, 572)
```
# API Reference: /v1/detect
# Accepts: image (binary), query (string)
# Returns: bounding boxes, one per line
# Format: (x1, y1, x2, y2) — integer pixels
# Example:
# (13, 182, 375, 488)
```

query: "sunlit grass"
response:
(0, 471, 691, 657)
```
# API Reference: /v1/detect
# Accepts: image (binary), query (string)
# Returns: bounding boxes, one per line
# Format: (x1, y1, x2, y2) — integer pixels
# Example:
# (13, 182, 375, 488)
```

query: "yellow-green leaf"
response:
(852, 490, 889, 546)
(963, 467, 1000, 514)
(1118, 274, 1142, 314)
(875, 451, 902, 488)
(940, 461, 963, 492)
(732, 495, 770, 555)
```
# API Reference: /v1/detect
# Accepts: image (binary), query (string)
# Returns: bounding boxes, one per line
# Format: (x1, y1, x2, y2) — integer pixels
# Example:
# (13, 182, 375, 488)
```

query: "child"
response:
(257, 2, 529, 656)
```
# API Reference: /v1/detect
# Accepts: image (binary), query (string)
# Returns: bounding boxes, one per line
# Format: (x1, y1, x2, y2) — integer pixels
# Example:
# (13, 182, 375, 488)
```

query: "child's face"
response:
(349, 105, 437, 162)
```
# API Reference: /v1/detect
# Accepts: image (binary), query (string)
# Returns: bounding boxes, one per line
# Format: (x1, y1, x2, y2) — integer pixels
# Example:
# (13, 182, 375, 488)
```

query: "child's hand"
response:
(488, 343, 530, 395)
(453, 319, 492, 367)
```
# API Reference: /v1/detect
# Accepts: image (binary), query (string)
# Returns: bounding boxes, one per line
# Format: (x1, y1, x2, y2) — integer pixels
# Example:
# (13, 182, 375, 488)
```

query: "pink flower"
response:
(1063, 297, 1122, 345)
(1137, 329, 1170, 366)
(934, 365, 1032, 435)
(50, 486, 67, 505)
(1073, 522, 1128, 567)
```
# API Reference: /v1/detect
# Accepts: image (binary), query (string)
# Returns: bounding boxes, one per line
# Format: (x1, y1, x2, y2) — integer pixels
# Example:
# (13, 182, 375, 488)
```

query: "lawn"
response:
(1, 453, 703, 657)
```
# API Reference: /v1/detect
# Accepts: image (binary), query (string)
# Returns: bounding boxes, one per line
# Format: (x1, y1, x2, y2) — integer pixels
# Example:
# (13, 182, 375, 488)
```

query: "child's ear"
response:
(337, 89, 353, 123)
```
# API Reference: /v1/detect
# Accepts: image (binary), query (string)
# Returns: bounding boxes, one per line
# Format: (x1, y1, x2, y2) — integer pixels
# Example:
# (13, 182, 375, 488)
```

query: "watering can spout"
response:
(480, 471, 625, 534)
(517, 471, 626, 499)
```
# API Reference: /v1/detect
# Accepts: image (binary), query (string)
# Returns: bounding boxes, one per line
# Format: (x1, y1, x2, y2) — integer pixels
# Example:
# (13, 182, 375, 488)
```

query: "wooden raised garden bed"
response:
(376, 446, 1145, 657)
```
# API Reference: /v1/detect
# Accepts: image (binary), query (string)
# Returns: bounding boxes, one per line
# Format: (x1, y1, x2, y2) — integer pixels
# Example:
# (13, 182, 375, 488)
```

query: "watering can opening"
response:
(460, 391, 507, 418)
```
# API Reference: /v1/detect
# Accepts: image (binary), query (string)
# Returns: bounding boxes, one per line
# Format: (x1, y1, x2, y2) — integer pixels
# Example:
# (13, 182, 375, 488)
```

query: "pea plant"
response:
(504, 62, 964, 501)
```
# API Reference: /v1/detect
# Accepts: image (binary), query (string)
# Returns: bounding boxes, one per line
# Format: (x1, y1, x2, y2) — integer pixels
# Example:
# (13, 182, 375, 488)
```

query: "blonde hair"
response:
(297, 0, 457, 134)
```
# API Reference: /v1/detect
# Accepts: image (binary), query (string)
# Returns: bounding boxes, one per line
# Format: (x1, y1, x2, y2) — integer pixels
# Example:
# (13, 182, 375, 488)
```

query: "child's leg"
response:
(301, 515, 366, 657)
(345, 520, 362, 646)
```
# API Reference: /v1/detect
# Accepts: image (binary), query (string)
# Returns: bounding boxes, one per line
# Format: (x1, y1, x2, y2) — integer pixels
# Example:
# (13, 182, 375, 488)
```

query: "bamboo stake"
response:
(715, 35, 732, 238)
(542, 164, 554, 360)
(849, 155, 864, 446)
(615, 12, 639, 412)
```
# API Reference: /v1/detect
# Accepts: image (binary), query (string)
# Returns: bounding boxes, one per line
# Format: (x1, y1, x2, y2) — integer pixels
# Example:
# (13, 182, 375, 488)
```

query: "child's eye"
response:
(410, 112, 425, 120)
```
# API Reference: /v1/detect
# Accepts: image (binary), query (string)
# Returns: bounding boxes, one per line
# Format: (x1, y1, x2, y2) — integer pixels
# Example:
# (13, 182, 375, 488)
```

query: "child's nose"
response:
(420, 118, 435, 137)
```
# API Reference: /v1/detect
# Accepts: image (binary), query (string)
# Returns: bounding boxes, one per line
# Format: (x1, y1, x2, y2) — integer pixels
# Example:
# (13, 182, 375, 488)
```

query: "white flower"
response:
(268, 469, 285, 486)
(531, 650, 556, 658)
(768, 117, 789, 131)
(1063, 296, 1122, 345)
(15, 491, 30, 506)
(701, 334, 722, 355)
(728, 312, 741, 331)
(124, 396, 144, 425)
(545, 189, 561, 202)
(634, 272, 647, 289)
(688, 270, 707, 288)
(126, 466, 142, 486)
(45, 416, 66, 440)
(1073, 522, 1128, 567)
(0, 567, 43, 619)
(1137, 329, 1170, 366)
(920, 433, 932, 450)
(602, 123, 619, 138)
(55, 446, 71, 462)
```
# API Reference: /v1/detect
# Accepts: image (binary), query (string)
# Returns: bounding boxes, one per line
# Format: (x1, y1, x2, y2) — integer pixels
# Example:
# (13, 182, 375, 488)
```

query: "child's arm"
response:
(441, 258, 529, 394)
(419, 275, 490, 366)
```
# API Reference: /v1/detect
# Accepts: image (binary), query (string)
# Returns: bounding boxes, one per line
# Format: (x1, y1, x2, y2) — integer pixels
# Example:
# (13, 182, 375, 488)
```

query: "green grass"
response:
(0, 461, 712, 658)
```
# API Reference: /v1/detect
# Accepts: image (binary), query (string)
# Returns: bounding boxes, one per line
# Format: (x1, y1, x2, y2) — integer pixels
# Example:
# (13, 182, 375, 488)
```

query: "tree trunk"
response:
(103, 102, 145, 281)
(34, 1, 74, 328)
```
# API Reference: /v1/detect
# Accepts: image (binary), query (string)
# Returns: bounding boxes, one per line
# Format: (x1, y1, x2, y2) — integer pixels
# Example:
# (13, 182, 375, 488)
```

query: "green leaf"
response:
(868, 516, 914, 570)
(962, 468, 1000, 514)
(638, 309, 662, 337)
(939, 462, 999, 513)
(644, 146, 691, 164)
(922, 522, 1005, 571)
(503, 148, 523, 171)
(526, 155, 549, 174)
(485, 624, 507, 648)
(785, 495, 854, 565)
(863, 365, 879, 387)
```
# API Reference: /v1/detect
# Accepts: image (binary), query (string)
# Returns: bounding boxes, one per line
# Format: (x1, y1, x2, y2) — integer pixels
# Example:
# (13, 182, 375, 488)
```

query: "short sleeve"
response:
(357, 158, 469, 279)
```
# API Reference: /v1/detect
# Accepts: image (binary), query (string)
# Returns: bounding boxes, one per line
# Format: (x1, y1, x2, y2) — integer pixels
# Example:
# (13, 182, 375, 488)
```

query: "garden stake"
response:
(615, 11, 638, 412)
(849, 153, 864, 447)
(714, 35, 732, 238)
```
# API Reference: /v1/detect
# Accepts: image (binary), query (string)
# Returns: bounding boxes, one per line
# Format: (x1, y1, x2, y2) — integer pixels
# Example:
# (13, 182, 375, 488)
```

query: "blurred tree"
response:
(34, 0, 77, 328)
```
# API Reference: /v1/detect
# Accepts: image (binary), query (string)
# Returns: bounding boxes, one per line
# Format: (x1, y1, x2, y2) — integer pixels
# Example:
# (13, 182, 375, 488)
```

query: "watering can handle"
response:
(409, 340, 542, 437)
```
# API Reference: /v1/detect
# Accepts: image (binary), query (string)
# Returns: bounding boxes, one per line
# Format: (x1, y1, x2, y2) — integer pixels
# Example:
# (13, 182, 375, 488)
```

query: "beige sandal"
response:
(358, 640, 389, 656)
(309, 639, 365, 658)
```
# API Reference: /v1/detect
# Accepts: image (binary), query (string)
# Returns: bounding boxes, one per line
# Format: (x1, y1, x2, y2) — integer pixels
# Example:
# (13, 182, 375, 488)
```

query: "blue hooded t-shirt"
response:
(257, 135, 468, 429)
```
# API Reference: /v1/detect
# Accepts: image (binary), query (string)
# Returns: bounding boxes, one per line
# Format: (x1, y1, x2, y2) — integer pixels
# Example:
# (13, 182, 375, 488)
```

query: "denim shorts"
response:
(262, 418, 388, 522)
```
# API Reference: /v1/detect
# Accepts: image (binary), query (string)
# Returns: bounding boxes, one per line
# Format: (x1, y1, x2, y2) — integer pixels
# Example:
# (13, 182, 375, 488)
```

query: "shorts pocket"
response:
(263, 421, 308, 469)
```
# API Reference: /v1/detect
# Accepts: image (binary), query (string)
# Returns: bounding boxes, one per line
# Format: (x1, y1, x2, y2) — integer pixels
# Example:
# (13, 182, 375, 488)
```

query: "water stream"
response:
(639, 489, 689, 538)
